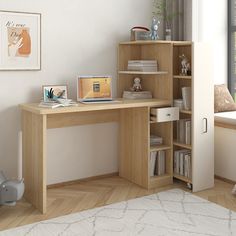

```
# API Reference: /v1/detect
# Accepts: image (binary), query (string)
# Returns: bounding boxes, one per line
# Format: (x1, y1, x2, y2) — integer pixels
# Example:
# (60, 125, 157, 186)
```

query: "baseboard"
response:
(215, 175, 236, 185)
(47, 172, 119, 189)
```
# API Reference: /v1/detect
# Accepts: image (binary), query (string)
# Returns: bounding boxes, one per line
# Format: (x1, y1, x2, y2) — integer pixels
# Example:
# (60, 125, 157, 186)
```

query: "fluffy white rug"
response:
(0, 189, 235, 236)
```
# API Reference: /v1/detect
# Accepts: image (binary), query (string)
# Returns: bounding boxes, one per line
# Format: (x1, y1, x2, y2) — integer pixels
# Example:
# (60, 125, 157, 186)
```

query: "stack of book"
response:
(174, 149, 191, 179)
(127, 60, 158, 72)
(149, 150, 166, 177)
(150, 135, 163, 146)
(176, 119, 191, 145)
(39, 99, 77, 108)
(123, 91, 152, 99)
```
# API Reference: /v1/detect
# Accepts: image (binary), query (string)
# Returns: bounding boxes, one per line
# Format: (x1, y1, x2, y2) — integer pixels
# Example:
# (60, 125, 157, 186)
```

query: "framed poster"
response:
(0, 11, 41, 70)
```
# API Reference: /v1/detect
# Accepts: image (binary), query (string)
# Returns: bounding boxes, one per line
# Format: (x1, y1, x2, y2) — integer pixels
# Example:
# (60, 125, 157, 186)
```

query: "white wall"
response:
(0, 0, 153, 183)
(192, 0, 227, 85)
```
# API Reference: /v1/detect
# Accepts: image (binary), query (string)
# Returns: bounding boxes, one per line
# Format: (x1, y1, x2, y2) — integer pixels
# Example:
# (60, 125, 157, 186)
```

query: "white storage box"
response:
(151, 107, 179, 122)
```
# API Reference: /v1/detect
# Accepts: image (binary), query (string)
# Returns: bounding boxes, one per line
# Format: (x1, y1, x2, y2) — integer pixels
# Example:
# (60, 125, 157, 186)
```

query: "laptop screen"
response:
(77, 76, 112, 101)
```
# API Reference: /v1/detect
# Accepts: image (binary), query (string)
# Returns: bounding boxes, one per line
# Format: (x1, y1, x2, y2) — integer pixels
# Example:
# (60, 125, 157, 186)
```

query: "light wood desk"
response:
(20, 99, 171, 213)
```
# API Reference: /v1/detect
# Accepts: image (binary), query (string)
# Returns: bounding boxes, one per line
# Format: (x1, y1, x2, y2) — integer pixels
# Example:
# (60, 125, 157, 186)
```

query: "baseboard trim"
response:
(215, 175, 236, 185)
(47, 172, 119, 189)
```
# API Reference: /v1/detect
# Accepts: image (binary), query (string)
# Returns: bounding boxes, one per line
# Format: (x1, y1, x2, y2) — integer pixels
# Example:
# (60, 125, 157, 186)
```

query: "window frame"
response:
(228, 0, 236, 96)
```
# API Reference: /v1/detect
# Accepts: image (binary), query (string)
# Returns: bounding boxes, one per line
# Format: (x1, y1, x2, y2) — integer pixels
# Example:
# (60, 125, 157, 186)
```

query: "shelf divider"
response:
(150, 144, 171, 152)
(174, 174, 192, 183)
(173, 141, 192, 150)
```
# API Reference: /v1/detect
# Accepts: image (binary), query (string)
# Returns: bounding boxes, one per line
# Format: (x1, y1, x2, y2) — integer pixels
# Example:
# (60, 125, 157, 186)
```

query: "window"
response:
(228, 0, 236, 100)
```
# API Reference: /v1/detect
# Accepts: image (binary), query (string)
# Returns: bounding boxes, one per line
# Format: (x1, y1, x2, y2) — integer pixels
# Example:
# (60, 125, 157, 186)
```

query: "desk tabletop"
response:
(19, 99, 171, 115)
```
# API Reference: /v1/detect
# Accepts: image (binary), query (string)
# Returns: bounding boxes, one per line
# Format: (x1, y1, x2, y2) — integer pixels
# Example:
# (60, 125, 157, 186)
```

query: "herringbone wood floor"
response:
(0, 177, 235, 231)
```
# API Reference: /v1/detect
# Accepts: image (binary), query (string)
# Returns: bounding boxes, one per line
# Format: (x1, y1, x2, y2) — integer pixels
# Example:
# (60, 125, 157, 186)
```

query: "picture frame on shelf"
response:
(42, 85, 68, 102)
(0, 10, 41, 70)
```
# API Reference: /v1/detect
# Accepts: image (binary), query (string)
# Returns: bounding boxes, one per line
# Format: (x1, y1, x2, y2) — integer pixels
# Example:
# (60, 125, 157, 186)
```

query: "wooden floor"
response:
(0, 176, 236, 231)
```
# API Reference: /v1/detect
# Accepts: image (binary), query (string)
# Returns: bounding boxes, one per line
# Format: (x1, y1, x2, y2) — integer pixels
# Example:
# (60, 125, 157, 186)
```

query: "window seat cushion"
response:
(215, 111, 236, 127)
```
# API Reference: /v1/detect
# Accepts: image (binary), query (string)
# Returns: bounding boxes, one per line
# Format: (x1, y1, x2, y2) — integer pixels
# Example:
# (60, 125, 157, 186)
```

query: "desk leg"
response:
(119, 107, 149, 188)
(22, 111, 47, 213)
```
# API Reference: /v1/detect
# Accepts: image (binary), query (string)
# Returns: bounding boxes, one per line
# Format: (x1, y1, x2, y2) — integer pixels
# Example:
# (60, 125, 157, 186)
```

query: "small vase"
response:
(165, 28, 171, 41)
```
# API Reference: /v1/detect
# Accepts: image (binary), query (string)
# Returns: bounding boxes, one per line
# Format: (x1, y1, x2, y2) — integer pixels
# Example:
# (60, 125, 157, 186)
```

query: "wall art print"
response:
(0, 11, 41, 70)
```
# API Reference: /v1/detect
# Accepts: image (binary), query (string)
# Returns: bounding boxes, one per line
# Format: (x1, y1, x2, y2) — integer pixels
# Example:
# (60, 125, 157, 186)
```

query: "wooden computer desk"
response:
(20, 99, 171, 213)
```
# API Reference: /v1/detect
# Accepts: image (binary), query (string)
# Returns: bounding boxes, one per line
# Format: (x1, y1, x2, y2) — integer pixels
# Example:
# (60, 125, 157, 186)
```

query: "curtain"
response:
(164, 0, 185, 41)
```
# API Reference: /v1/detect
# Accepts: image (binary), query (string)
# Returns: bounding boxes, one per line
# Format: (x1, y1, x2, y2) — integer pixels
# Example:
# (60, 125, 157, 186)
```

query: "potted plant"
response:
(152, 0, 181, 40)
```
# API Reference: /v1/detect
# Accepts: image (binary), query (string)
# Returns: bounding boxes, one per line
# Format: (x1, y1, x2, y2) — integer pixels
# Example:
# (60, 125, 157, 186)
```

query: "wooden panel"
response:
(22, 111, 47, 213)
(19, 99, 172, 115)
(192, 43, 214, 192)
(148, 175, 173, 189)
(119, 107, 149, 188)
(47, 109, 119, 129)
(141, 44, 173, 101)
(215, 121, 236, 130)
(47, 172, 119, 189)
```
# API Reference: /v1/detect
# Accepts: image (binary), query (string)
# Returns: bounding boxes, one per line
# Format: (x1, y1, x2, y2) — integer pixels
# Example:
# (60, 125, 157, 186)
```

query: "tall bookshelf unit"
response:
(118, 40, 214, 192)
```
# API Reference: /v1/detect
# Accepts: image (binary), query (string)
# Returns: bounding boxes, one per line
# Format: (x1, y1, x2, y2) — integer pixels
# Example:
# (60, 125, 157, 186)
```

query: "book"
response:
(176, 119, 191, 145)
(185, 120, 191, 145)
(39, 100, 77, 109)
(182, 87, 191, 110)
(149, 151, 157, 177)
(174, 149, 190, 176)
(155, 150, 165, 176)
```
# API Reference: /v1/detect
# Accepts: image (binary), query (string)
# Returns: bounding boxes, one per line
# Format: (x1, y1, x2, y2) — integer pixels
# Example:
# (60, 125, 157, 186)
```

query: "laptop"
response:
(77, 76, 114, 103)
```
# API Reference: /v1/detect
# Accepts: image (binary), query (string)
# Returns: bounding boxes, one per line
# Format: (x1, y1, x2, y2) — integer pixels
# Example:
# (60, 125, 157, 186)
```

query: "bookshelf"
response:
(118, 41, 214, 192)
(172, 42, 214, 192)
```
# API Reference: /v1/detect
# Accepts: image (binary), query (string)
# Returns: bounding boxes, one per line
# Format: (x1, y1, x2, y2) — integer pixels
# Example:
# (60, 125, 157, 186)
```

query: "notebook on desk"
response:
(77, 76, 115, 103)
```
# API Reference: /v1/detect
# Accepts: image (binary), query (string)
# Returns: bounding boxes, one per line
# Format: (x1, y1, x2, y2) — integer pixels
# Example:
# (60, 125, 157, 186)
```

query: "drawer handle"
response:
(166, 113, 171, 117)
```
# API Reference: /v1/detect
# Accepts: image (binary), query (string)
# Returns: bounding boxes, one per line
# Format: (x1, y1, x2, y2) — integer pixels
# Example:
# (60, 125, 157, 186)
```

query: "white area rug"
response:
(0, 189, 236, 236)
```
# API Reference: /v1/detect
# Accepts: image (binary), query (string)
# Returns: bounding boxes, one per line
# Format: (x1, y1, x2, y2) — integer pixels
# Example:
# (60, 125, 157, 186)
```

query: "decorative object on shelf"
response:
(152, 0, 182, 41)
(131, 77, 142, 92)
(130, 26, 151, 41)
(122, 77, 153, 99)
(0, 10, 41, 70)
(179, 54, 191, 76)
(174, 99, 184, 110)
(150, 17, 160, 40)
(42, 85, 68, 102)
(0, 170, 24, 206)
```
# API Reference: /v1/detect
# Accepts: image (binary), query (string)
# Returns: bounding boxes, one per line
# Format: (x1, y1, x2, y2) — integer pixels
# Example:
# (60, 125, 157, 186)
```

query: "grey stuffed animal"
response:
(0, 171, 24, 206)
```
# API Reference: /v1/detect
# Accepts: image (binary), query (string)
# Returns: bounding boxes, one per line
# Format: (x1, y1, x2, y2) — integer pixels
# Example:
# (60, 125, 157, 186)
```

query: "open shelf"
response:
(174, 174, 192, 183)
(118, 71, 168, 75)
(173, 75, 192, 80)
(150, 144, 171, 152)
(173, 140, 192, 150)
(180, 109, 192, 115)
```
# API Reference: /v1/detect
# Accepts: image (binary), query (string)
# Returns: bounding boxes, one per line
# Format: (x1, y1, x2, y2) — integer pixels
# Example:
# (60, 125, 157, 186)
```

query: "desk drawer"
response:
(151, 107, 179, 122)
